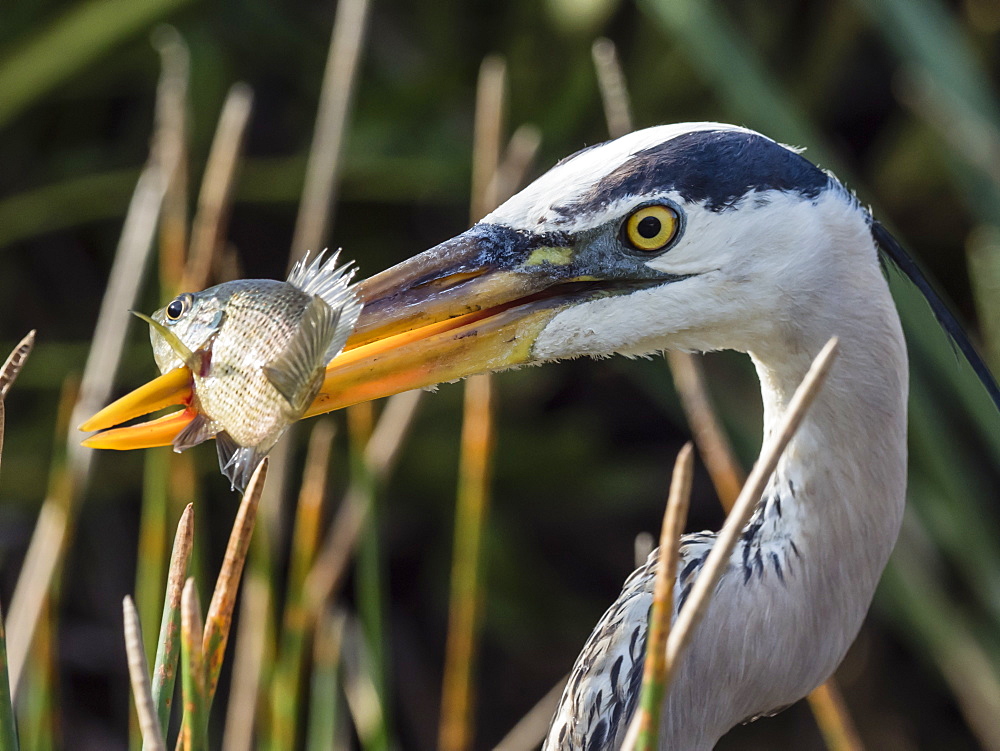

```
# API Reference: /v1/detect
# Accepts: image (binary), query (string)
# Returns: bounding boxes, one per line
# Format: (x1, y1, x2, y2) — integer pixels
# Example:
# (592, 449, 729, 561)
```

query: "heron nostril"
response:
(411, 269, 488, 293)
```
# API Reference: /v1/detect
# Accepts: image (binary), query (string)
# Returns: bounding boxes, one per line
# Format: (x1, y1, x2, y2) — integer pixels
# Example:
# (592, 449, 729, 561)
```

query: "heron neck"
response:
(746, 278, 909, 601)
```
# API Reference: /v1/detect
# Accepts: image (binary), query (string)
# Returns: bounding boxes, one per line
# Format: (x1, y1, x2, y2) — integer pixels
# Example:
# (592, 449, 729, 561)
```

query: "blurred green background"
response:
(2, 0, 1000, 749)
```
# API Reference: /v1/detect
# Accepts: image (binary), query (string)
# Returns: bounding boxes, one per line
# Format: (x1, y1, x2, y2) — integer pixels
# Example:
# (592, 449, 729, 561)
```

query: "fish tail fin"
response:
(216, 432, 267, 492)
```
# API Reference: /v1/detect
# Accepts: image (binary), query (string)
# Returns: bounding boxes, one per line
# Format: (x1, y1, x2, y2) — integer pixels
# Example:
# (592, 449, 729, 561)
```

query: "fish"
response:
(136, 250, 361, 490)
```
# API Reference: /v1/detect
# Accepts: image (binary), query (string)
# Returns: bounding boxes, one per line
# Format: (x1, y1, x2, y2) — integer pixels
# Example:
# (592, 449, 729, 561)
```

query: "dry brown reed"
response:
(202, 459, 267, 703)
(665, 352, 746, 507)
(304, 389, 422, 613)
(124, 595, 166, 751)
(438, 53, 507, 751)
(591, 38, 633, 141)
(220, 577, 270, 751)
(0, 600, 16, 751)
(491, 676, 569, 751)
(340, 613, 387, 747)
(489, 125, 542, 207)
(808, 681, 866, 751)
(627, 444, 693, 751)
(150, 25, 190, 293)
(289, 0, 373, 265)
(8, 97, 169, 697)
(0, 331, 36, 401)
(675, 342, 834, 687)
(269, 421, 337, 747)
(183, 83, 254, 291)
(0, 333, 34, 749)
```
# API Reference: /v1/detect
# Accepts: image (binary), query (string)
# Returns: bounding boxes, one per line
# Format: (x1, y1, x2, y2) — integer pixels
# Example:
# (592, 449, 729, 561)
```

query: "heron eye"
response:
(623, 205, 679, 252)
(165, 294, 192, 322)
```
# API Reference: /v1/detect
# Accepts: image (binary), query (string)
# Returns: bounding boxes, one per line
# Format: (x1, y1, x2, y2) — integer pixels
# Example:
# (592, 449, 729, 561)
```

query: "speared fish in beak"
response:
(82, 220, 680, 461)
(82, 251, 360, 490)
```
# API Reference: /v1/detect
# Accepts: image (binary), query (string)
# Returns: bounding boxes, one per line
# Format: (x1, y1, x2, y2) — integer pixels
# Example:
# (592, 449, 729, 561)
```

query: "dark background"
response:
(1, 0, 1000, 748)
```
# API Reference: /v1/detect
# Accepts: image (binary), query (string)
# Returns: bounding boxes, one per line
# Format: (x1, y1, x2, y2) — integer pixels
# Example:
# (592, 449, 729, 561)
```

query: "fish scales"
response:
(191, 280, 315, 446)
(140, 251, 360, 489)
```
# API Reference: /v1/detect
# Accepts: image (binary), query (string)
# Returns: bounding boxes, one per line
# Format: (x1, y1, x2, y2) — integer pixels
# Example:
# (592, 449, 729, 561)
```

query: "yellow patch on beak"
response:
(524, 246, 574, 266)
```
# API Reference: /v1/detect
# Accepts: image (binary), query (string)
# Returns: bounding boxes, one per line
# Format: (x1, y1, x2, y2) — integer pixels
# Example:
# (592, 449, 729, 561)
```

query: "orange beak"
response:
(80, 223, 670, 450)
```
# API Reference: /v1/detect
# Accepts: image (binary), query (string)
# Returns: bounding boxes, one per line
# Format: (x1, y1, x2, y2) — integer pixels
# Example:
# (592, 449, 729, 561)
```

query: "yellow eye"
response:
(624, 205, 679, 252)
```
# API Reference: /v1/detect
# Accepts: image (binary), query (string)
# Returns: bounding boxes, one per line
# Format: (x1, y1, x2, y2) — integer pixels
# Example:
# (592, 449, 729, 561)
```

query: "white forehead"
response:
(483, 122, 757, 230)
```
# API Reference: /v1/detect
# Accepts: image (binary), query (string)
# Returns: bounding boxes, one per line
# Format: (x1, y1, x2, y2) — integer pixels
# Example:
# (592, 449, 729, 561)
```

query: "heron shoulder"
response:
(543, 534, 719, 751)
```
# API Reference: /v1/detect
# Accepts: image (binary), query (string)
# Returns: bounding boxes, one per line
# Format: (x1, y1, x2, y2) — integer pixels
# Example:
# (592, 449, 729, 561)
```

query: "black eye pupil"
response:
(167, 299, 184, 319)
(637, 216, 661, 239)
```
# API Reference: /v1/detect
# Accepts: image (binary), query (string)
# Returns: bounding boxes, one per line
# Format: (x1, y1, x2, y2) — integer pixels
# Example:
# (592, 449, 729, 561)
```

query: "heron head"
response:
(82, 122, 868, 447)
(317, 123, 860, 390)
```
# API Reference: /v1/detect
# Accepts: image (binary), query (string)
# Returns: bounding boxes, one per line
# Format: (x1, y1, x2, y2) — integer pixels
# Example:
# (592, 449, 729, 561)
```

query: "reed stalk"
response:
(305, 609, 346, 751)
(150, 25, 189, 296)
(220, 577, 270, 751)
(438, 53, 506, 751)
(20, 596, 57, 751)
(124, 596, 166, 751)
(664, 341, 836, 677)
(491, 676, 568, 751)
(289, 0, 373, 265)
(180, 579, 207, 751)
(0, 364, 18, 750)
(340, 614, 387, 749)
(0, 599, 17, 751)
(149, 503, 195, 745)
(137, 448, 172, 667)
(0, 331, 36, 402)
(305, 390, 422, 615)
(350, 401, 392, 751)
(628, 444, 693, 751)
(269, 421, 336, 748)
(183, 83, 254, 291)
(9, 34, 171, 699)
(202, 460, 268, 706)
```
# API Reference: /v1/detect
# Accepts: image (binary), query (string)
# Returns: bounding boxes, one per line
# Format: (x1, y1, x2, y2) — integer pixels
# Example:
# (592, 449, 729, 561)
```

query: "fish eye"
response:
(623, 204, 680, 252)
(165, 293, 193, 322)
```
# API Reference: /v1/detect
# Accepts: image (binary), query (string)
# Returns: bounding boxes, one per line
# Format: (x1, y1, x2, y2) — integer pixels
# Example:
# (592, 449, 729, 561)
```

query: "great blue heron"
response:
(84, 122, 999, 749)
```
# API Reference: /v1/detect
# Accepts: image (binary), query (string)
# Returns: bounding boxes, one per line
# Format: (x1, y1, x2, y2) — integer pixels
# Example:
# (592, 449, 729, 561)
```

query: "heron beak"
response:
(79, 366, 196, 449)
(80, 223, 629, 449)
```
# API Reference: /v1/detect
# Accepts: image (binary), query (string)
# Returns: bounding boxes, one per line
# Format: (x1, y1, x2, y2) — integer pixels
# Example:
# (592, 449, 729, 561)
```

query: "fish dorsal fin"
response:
(216, 431, 265, 492)
(173, 412, 217, 452)
(263, 296, 336, 412)
(287, 250, 363, 361)
(324, 288, 362, 364)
